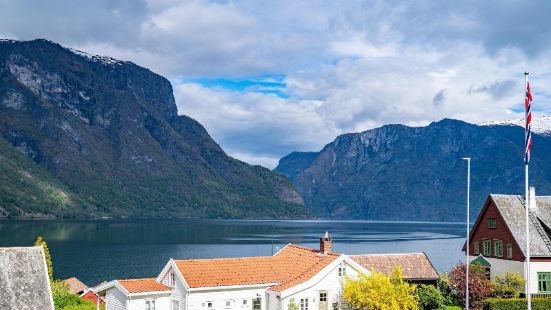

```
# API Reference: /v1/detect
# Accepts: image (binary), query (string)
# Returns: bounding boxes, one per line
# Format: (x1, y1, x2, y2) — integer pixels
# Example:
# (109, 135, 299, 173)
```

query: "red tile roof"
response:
(117, 278, 170, 293)
(64, 277, 88, 294)
(174, 244, 340, 290)
(350, 253, 439, 280)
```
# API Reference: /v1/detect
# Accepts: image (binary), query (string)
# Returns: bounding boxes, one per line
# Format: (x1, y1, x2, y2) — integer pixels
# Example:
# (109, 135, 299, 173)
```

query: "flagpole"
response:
(462, 157, 471, 310)
(524, 72, 531, 310)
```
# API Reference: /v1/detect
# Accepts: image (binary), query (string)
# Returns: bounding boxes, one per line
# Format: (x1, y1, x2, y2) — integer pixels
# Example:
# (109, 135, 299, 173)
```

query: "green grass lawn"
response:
(445, 306, 462, 310)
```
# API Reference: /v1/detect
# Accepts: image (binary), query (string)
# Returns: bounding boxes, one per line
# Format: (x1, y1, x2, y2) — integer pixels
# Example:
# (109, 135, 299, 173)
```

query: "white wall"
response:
(161, 266, 188, 310)
(187, 286, 271, 310)
(468, 256, 524, 280)
(106, 287, 127, 310)
(467, 256, 551, 294)
(127, 295, 171, 310)
(528, 261, 551, 294)
(280, 261, 360, 310)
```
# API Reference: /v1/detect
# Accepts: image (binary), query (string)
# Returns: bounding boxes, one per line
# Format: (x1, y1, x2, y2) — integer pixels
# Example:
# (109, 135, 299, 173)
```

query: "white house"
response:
(98, 233, 439, 310)
(464, 189, 551, 295)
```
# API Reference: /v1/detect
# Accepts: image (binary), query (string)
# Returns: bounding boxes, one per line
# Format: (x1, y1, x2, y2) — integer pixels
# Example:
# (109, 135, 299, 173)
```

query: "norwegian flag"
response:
(525, 80, 533, 164)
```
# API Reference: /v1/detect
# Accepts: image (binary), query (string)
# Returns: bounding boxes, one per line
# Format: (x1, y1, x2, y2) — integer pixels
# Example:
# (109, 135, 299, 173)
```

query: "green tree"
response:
(417, 284, 445, 310)
(343, 267, 419, 310)
(35, 236, 53, 281)
(288, 298, 299, 310)
(493, 272, 525, 299)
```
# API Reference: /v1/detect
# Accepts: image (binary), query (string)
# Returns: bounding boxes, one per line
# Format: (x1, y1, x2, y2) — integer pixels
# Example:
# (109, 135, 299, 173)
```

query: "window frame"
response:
(300, 298, 309, 310)
(145, 300, 156, 310)
(506, 244, 513, 259)
(482, 239, 491, 256)
(473, 242, 479, 255)
(171, 299, 180, 310)
(494, 239, 503, 257)
(488, 218, 497, 229)
(538, 272, 551, 293)
(169, 271, 176, 287)
(338, 266, 347, 277)
(252, 297, 261, 310)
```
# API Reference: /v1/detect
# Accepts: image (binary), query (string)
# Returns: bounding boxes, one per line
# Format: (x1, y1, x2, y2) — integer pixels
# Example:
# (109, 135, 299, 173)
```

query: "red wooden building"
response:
(464, 191, 551, 295)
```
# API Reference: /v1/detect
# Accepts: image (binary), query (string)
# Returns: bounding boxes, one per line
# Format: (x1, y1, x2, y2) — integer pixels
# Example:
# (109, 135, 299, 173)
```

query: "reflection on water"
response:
(0, 220, 466, 285)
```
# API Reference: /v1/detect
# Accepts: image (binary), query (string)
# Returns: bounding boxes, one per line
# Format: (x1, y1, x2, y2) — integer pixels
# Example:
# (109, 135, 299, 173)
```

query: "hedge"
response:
(485, 298, 551, 310)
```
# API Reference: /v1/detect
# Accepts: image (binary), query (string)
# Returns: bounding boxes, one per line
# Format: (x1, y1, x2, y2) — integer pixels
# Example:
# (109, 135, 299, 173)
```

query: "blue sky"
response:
(1, 0, 551, 167)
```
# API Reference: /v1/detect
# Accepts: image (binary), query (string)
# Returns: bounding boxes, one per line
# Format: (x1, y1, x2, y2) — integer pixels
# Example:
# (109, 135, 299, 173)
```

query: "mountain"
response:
(275, 119, 551, 221)
(0, 39, 305, 219)
(479, 113, 551, 136)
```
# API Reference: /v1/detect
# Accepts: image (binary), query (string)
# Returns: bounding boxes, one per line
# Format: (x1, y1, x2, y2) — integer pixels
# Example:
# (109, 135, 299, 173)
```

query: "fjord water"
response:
(0, 220, 465, 285)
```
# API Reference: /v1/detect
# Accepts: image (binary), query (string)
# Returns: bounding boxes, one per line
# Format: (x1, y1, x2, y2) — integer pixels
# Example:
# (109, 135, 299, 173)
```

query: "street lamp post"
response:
(462, 157, 471, 310)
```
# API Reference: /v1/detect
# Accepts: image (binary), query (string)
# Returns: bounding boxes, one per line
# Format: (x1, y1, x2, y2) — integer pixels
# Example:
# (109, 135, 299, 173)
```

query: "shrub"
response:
(288, 298, 299, 310)
(492, 273, 525, 299)
(484, 297, 551, 310)
(417, 284, 446, 310)
(449, 263, 493, 310)
(51, 280, 96, 310)
(343, 267, 419, 310)
(437, 273, 459, 306)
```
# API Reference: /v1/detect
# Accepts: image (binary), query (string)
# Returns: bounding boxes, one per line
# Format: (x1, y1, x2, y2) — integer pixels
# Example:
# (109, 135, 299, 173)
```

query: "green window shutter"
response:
(538, 272, 551, 293)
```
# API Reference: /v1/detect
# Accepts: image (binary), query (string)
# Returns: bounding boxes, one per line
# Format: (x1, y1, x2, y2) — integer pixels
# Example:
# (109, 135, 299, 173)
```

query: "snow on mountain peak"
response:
(66, 48, 126, 66)
(479, 114, 551, 136)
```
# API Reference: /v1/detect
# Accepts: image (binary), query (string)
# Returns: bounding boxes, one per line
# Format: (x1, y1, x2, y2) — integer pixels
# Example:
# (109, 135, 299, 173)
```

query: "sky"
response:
(1, 0, 551, 168)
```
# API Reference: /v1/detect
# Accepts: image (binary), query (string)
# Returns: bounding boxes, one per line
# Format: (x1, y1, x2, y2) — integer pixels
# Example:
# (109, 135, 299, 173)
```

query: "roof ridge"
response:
(174, 255, 274, 262)
(117, 278, 157, 282)
(351, 253, 426, 256)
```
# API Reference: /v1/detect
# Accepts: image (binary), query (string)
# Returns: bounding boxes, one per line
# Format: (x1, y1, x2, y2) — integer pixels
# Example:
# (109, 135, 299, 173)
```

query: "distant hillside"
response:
(275, 119, 551, 221)
(0, 39, 306, 219)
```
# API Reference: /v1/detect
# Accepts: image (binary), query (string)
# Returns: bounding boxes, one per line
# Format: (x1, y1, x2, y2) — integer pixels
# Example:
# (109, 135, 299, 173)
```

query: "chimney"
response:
(320, 231, 332, 254)
(529, 186, 538, 212)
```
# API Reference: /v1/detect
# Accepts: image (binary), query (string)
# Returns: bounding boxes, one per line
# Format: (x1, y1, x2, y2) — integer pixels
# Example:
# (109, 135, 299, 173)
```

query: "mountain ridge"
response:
(0, 39, 306, 219)
(275, 118, 551, 221)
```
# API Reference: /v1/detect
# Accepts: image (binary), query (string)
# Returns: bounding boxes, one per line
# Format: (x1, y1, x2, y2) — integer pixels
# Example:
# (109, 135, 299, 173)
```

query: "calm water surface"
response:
(0, 220, 466, 286)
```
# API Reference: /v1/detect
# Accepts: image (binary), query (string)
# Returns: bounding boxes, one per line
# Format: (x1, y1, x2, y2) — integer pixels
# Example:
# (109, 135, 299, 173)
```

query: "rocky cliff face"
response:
(275, 119, 551, 221)
(0, 39, 305, 219)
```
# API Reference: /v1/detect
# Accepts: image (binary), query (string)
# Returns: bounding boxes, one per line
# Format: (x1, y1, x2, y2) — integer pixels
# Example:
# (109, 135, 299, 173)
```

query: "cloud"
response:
(2, 0, 551, 167)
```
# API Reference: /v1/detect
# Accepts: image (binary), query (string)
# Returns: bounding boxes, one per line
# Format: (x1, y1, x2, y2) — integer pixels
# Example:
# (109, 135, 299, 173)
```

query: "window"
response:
(206, 302, 213, 308)
(483, 239, 491, 256)
(253, 298, 261, 310)
(488, 218, 497, 229)
(225, 300, 233, 308)
(483, 266, 491, 280)
(169, 272, 176, 287)
(172, 300, 180, 310)
(507, 244, 513, 259)
(474, 242, 479, 255)
(146, 300, 156, 310)
(242, 299, 248, 307)
(300, 298, 309, 310)
(538, 272, 551, 293)
(319, 292, 327, 302)
(494, 240, 503, 257)
(338, 266, 347, 277)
